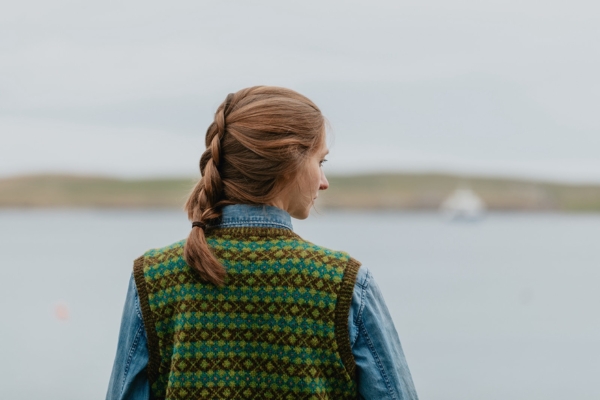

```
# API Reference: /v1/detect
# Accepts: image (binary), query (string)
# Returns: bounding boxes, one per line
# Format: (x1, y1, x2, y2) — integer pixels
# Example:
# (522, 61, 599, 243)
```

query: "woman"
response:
(107, 86, 418, 400)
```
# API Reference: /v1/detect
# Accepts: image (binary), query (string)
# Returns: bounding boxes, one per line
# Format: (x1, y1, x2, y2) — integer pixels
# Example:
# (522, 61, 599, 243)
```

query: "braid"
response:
(184, 93, 235, 286)
(197, 93, 235, 222)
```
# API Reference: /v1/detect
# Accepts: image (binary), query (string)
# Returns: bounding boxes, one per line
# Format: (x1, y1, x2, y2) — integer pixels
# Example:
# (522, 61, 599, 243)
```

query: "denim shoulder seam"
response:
(358, 320, 397, 399)
(120, 322, 144, 396)
(356, 266, 370, 289)
(133, 285, 145, 327)
(350, 267, 371, 347)
(353, 268, 370, 325)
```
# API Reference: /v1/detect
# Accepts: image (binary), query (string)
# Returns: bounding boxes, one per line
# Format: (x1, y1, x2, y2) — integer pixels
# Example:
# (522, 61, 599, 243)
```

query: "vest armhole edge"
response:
(334, 257, 361, 381)
(132, 255, 161, 393)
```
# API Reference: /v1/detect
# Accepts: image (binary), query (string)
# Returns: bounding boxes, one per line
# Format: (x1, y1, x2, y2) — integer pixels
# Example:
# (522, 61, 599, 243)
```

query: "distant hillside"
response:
(2, 173, 600, 211)
(319, 173, 600, 211)
(0, 175, 195, 208)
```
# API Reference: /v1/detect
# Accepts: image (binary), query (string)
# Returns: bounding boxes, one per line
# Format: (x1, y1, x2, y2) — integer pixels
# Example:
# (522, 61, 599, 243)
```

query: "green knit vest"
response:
(133, 227, 360, 400)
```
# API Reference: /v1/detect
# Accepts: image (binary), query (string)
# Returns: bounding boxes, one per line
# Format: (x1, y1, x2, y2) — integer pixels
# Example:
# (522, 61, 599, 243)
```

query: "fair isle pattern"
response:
(133, 227, 360, 400)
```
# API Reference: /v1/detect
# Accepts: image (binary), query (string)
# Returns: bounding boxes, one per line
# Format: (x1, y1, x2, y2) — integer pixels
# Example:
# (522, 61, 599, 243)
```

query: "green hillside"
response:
(0, 175, 195, 208)
(2, 173, 600, 211)
(319, 173, 600, 211)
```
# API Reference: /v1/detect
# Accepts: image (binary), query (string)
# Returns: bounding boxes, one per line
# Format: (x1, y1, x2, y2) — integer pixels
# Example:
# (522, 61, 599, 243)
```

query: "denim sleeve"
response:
(106, 274, 150, 400)
(348, 266, 419, 400)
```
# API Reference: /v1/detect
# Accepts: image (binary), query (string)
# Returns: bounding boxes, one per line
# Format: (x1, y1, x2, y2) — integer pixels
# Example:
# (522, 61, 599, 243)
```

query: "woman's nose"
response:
(319, 171, 329, 190)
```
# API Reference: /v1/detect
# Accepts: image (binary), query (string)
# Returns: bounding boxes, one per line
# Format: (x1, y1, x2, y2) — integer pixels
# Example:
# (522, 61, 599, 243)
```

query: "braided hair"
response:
(184, 86, 325, 285)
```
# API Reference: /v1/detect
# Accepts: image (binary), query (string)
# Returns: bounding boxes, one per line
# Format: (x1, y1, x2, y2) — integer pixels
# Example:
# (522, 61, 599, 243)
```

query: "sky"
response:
(1, 0, 600, 182)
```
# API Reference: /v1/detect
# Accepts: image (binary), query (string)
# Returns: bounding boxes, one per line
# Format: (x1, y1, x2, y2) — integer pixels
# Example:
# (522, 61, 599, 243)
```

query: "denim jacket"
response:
(106, 204, 418, 400)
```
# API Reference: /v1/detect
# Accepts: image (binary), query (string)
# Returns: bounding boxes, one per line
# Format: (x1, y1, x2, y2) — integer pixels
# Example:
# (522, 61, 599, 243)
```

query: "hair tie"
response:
(192, 221, 206, 229)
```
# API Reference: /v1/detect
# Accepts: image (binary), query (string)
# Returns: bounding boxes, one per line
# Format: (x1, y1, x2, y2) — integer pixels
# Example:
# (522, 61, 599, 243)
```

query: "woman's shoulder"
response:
(133, 239, 188, 277)
(354, 263, 370, 288)
(291, 234, 359, 263)
(140, 239, 187, 259)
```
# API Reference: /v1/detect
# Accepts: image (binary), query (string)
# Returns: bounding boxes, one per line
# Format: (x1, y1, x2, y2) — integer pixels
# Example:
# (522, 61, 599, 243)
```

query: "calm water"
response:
(1, 210, 599, 399)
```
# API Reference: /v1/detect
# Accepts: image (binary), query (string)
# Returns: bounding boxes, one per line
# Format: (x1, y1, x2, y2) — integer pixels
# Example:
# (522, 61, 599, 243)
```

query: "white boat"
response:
(440, 188, 486, 221)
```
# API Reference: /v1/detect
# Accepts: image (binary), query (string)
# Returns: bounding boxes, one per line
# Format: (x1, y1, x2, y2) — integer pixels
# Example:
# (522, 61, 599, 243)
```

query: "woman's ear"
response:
(278, 167, 299, 187)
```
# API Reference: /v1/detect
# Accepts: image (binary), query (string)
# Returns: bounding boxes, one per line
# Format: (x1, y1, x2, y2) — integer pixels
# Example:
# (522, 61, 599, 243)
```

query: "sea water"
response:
(1, 210, 599, 400)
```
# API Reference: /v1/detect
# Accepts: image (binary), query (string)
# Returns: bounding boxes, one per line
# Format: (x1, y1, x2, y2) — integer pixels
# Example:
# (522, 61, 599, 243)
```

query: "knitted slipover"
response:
(133, 227, 360, 400)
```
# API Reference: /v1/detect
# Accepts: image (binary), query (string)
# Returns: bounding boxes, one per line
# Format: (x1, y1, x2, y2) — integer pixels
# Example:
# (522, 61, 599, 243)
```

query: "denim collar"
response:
(215, 204, 293, 231)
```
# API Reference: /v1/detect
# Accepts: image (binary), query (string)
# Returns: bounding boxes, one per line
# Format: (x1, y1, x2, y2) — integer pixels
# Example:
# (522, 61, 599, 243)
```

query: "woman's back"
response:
(134, 206, 360, 399)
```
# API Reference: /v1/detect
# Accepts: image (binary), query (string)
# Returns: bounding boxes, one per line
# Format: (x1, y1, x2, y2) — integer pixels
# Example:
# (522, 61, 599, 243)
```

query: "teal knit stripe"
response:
(158, 324, 336, 350)
(152, 301, 334, 331)
(143, 255, 346, 282)
(158, 342, 337, 366)
(152, 303, 334, 332)
(143, 237, 348, 261)
(208, 237, 340, 254)
(165, 340, 341, 363)
(141, 231, 348, 261)
(210, 239, 313, 251)
(144, 239, 187, 257)
(148, 284, 338, 311)
(166, 371, 353, 392)
(165, 340, 337, 362)
(145, 260, 343, 280)
(154, 311, 335, 337)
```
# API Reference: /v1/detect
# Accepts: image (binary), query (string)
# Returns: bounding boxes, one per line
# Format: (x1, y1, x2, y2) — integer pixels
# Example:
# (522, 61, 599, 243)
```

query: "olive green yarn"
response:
(134, 227, 360, 400)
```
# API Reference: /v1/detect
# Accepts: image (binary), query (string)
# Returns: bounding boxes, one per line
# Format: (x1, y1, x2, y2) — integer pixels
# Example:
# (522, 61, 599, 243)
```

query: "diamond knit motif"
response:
(134, 227, 360, 400)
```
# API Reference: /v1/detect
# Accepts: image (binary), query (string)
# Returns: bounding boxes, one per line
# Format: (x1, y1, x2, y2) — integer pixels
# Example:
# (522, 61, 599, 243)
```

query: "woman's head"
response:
(184, 86, 328, 285)
(270, 134, 329, 219)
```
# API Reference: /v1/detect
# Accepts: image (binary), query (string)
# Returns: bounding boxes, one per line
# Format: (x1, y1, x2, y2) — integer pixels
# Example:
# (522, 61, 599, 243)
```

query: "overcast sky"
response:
(1, 0, 600, 181)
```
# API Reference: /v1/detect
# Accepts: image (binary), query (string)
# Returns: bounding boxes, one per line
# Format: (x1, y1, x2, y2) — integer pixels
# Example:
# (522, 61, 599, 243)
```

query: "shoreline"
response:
(3, 173, 600, 211)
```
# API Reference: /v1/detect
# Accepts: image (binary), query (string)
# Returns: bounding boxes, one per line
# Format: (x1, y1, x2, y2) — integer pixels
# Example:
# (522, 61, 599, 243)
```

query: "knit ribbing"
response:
(134, 227, 359, 400)
(334, 257, 361, 380)
(133, 255, 163, 390)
